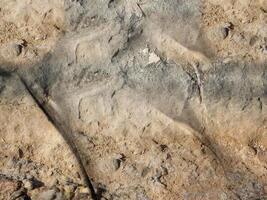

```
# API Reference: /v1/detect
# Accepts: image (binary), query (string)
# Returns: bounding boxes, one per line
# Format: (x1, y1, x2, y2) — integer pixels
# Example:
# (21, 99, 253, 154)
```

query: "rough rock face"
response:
(0, 0, 267, 200)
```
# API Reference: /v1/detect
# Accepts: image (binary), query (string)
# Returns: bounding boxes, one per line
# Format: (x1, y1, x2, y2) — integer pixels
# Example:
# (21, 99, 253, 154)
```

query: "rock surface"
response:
(0, 0, 267, 199)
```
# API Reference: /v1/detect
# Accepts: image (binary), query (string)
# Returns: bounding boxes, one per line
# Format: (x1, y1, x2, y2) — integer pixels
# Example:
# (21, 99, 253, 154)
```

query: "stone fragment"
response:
(148, 52, 160, 64)
(22, 179, 33, 190)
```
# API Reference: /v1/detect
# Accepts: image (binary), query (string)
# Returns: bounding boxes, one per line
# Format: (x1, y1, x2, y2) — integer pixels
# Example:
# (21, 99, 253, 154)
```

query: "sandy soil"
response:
(0, 0, 267, 200)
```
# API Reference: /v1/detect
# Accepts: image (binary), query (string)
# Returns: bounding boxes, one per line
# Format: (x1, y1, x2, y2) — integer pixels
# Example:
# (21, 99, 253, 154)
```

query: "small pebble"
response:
(142, 48, 149, 54)
(113, 159, 121, 171)
(207, 24, 231, 42)
(47, 170, 53, 176)
(220, 27, 229, 39)
(22, 180, 33, 190)
(79, 186, 90, 194)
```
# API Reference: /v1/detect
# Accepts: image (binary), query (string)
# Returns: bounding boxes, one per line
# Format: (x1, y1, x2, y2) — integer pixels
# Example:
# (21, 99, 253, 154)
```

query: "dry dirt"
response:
(0, 0, 267, 200)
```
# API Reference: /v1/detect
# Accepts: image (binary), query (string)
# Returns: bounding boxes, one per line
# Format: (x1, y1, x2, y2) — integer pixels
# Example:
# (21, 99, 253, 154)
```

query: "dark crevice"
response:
(17, 74, 98, 200)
